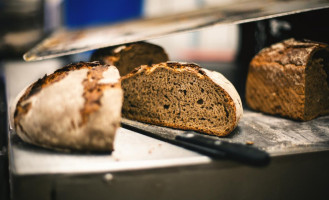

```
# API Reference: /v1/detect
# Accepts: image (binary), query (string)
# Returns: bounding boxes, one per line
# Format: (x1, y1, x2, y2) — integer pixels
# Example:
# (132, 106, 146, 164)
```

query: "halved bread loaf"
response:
(12, 61, 123, 151)
(121, 62, 243, 136)
(90, 42, 169, 76)
(246, 38, 329, 121)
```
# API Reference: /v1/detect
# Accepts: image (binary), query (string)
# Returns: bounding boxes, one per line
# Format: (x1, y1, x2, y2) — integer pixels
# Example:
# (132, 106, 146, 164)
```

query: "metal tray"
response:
(9, 109, 329, 176)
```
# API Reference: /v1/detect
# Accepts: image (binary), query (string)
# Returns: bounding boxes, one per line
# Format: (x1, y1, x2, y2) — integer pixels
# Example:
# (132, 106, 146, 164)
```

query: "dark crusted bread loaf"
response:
(90, 42, 169, 76)
(121, 62, 243, 136)
(246, 38, 329, 121)
(11, 62, 122, 151)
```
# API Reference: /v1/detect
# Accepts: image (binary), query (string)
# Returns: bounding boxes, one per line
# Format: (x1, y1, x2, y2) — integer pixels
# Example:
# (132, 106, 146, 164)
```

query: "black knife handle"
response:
(176, 131, 270, 166)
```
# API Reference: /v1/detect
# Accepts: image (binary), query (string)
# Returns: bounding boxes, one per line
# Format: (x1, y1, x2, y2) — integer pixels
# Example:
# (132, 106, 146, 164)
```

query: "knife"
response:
(24, 0, 329, 61)
(121, 118, 270, 166)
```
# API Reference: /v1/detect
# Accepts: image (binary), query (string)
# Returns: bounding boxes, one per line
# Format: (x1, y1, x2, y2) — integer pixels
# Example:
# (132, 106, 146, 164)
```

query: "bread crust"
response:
(91, 42, 169, 76)
(121, 61, 243, 136)
(246, 38, 329, 121)
(12, 61, 122, 151)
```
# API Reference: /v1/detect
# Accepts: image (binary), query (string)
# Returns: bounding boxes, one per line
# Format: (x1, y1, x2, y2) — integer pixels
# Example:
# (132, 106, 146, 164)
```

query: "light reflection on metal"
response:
(24, 0, 329, 61)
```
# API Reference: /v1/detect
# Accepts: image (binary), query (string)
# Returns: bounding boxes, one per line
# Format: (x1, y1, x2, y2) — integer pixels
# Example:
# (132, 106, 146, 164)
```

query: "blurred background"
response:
(0, 0, 238, 61)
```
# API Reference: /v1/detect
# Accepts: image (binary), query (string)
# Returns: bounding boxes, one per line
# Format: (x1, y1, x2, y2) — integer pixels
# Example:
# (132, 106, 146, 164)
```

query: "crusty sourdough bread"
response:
(246, 38, 329, 121)
(12, 61, 122, 151)
(90, 42, 169, 76)
(121, 62, 243, 136)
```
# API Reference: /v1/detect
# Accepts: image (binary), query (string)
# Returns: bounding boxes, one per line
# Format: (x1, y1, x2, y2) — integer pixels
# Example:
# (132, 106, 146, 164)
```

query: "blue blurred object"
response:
(63, 0, 144, 29)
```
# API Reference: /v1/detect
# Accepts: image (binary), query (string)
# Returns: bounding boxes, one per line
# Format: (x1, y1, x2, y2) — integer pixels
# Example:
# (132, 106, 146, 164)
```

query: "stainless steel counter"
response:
(8, 109, 329, 174)
(5, 59, 329, 200)
(9, 127, 211, 175)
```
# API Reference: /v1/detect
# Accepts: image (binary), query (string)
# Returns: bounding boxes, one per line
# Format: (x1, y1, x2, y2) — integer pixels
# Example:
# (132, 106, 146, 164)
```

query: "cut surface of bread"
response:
(246, 38, 329, 121)
(121, 62, 243, 136)
(90, 41, 169, 76)
(12, 61, 122, 151)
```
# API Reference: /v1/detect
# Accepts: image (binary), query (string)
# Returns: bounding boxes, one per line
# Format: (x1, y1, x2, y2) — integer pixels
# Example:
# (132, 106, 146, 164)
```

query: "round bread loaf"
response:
(12, 61, 122, 151)
(90, 42, 169, 76)
(246, 38, 329, 121)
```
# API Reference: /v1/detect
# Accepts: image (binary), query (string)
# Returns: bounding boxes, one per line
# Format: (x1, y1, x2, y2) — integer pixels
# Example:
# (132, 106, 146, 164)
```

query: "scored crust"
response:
(121, 61, 243, 136)
(13, 61, 123, 151)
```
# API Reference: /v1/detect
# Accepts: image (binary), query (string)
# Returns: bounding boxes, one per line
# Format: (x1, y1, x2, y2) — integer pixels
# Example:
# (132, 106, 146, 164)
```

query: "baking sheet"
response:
(9, 109, 329, 175)
(23, 0, 329, 61)
(9, 127, 211, 175)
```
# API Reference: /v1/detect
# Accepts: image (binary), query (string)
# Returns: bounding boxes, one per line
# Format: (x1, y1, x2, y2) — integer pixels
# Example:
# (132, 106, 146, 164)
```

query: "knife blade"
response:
(24, 0, 329, 61)
(121, 118, 270, 166)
